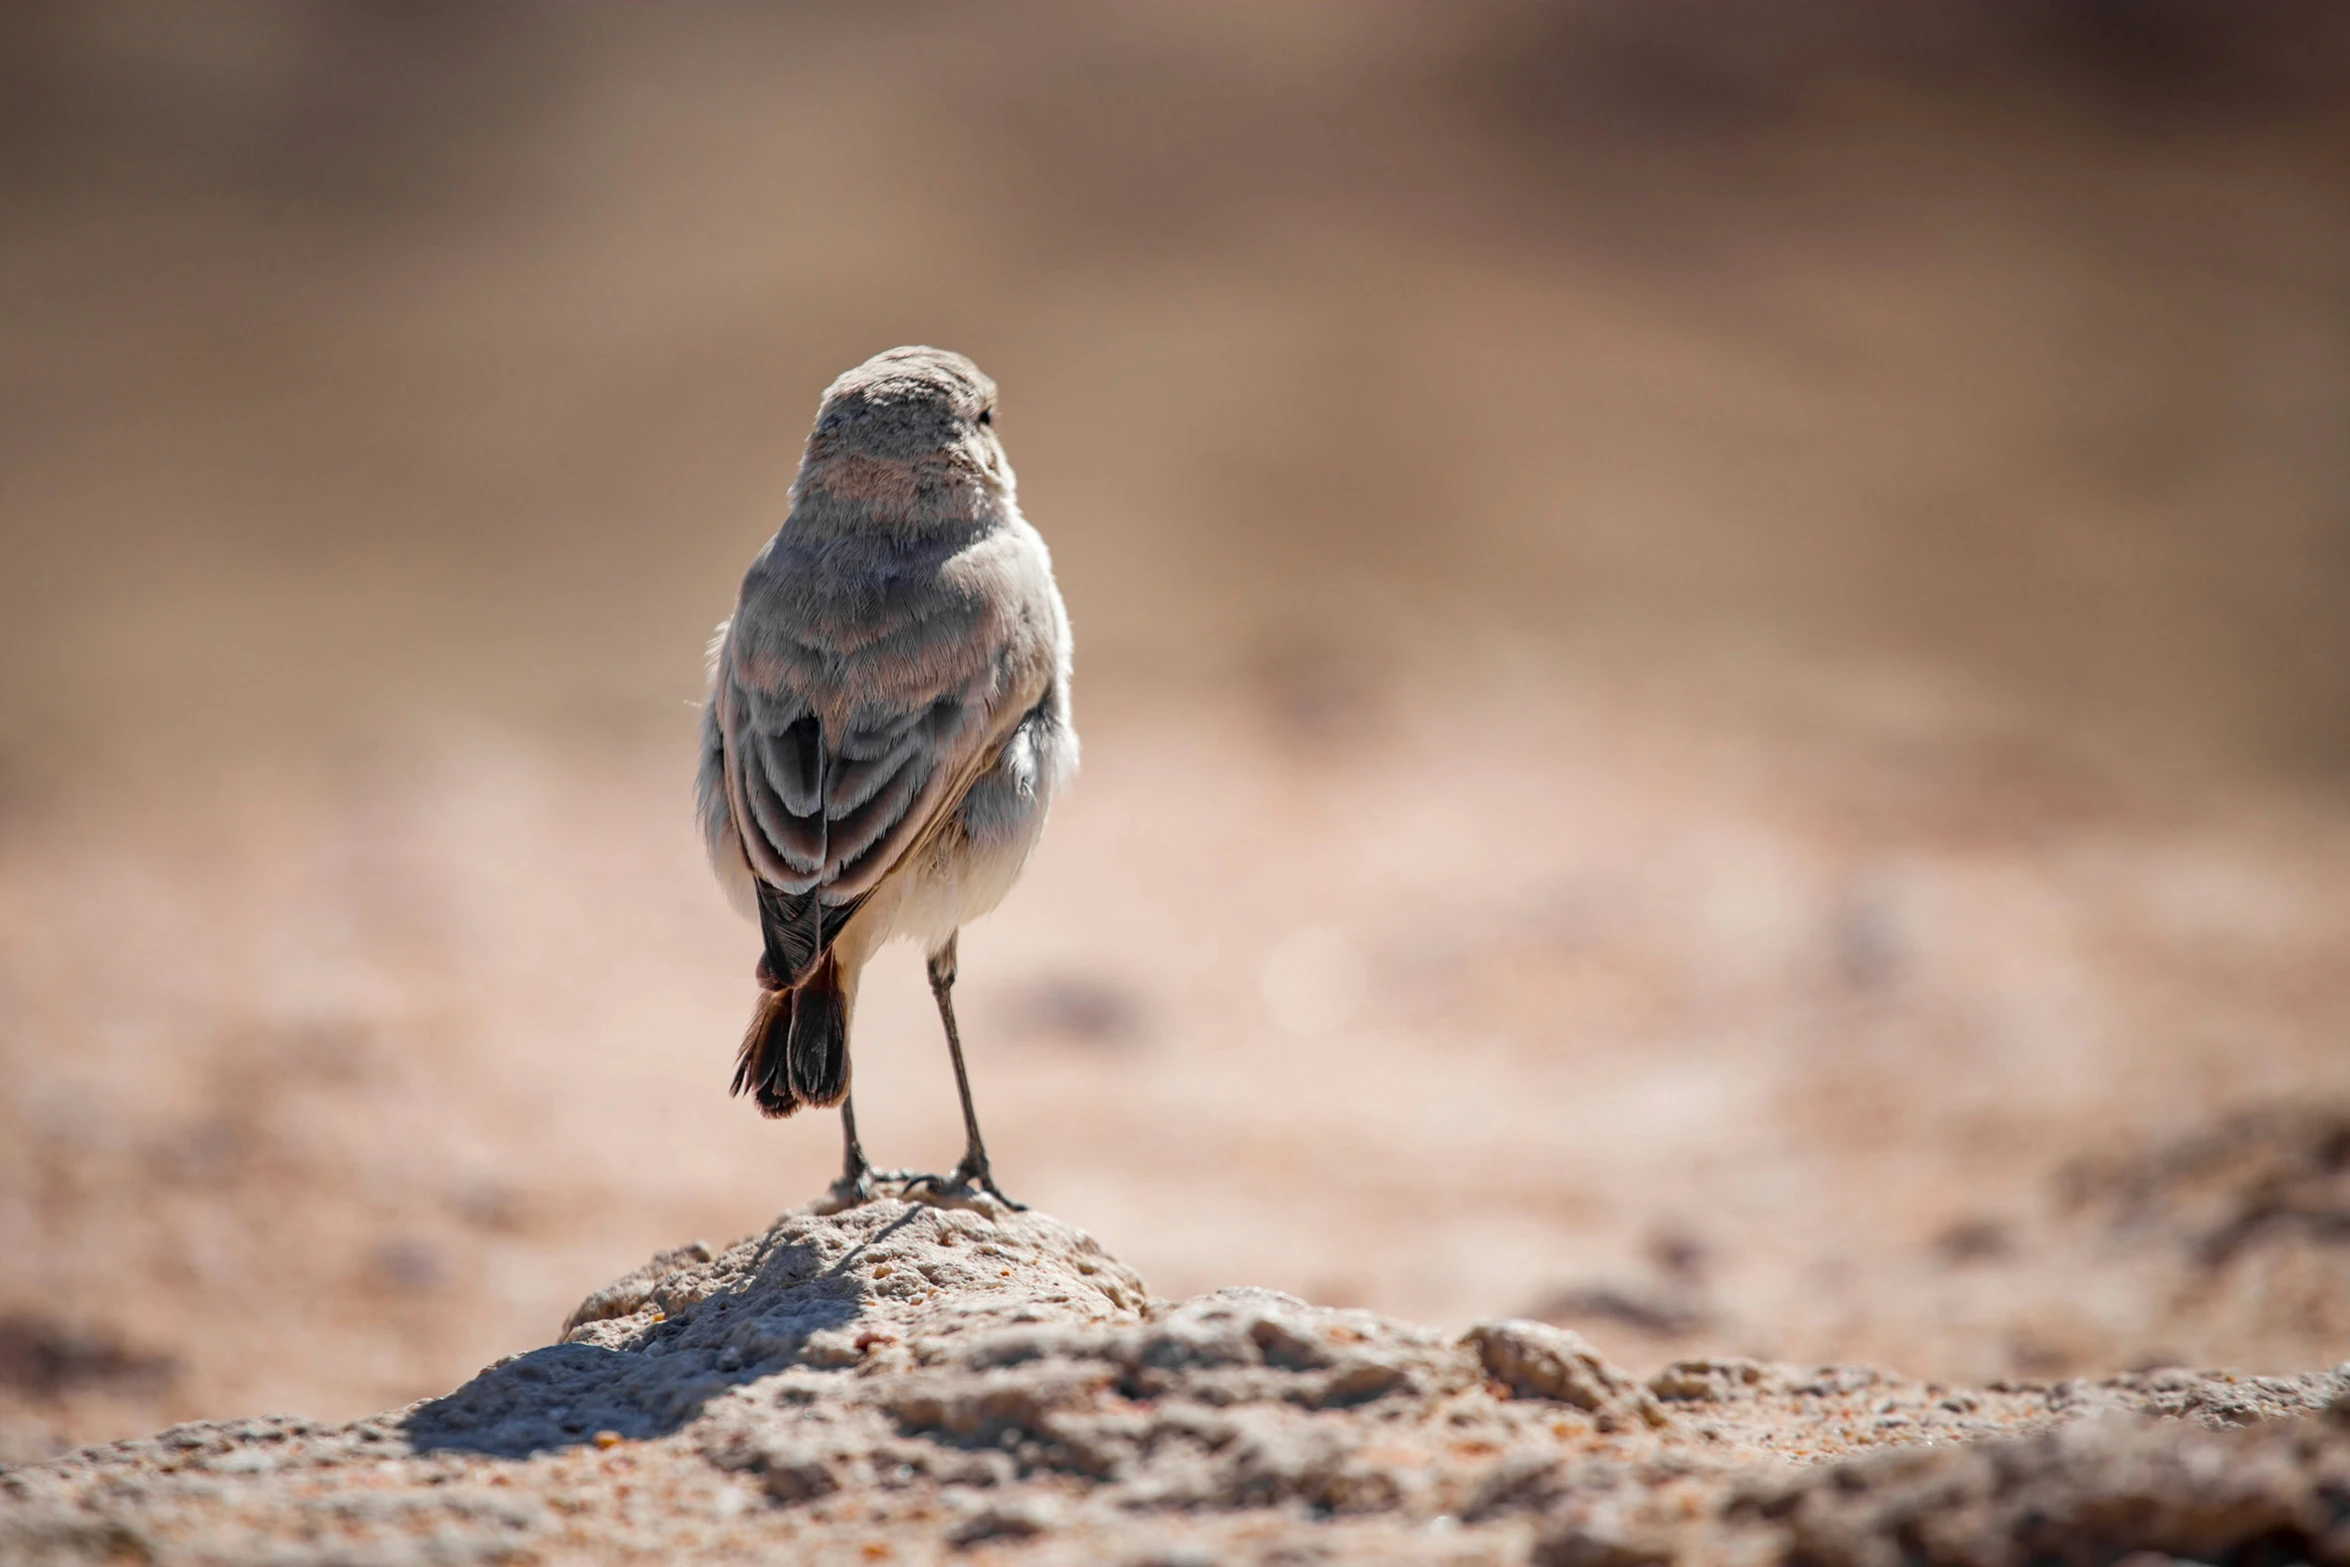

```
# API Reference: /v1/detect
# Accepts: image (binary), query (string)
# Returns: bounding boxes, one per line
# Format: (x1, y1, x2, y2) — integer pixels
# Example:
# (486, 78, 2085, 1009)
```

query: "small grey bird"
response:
(697, 346, 1075, 1207)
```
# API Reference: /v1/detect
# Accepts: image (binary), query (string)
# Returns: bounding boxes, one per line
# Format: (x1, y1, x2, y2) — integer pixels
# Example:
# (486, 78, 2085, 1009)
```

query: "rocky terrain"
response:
(7, 1194, 2346, 1566)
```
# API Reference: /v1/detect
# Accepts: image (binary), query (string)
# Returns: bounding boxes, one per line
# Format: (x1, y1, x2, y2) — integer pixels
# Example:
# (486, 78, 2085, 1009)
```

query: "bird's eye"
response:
(977, 407, 993, 426)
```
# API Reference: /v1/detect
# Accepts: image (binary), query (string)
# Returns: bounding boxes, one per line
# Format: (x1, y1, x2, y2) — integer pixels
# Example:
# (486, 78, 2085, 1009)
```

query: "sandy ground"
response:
(4, 657, 2349, 1463)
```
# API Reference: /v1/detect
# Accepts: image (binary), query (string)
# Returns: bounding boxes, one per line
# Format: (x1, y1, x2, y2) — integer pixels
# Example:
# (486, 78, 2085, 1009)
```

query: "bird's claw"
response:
(824, 1163, 924, 1210)
(905, 1158, 1025, 1211)
(824, 1169, 877, 1209)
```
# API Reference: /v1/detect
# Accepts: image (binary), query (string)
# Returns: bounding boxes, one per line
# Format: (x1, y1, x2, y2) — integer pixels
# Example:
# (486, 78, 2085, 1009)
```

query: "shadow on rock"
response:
(401, 1197, 1149, 1459)
(404, 1233, 863, 1457)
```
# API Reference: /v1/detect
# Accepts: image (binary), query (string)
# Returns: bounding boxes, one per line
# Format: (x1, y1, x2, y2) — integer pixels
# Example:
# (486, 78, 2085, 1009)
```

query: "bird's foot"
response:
(907, 1155, 1025, 1212)
(821, 1167, 877, 1210)
(823, 1162, 923, 1210)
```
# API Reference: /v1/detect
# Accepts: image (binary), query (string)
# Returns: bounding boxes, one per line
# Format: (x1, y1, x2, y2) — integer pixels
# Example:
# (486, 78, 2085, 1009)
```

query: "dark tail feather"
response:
(786, 956, 850, 1107)
(731, 986, 800, 1118)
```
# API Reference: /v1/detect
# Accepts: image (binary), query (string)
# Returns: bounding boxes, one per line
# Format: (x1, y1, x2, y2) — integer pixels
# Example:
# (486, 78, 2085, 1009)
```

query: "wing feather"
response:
(722, 647, 1025, 905)
(738, 713, 827, 885)
(825, 745, 934, 874)
(825, 725, 927, 816)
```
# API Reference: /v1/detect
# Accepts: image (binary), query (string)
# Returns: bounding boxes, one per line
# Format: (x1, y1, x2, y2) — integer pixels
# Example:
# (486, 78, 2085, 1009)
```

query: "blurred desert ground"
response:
(3, 1, 2349, 1459)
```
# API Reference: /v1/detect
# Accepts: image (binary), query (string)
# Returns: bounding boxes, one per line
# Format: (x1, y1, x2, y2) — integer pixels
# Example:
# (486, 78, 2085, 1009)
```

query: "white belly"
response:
(836, 712, 1071, 969)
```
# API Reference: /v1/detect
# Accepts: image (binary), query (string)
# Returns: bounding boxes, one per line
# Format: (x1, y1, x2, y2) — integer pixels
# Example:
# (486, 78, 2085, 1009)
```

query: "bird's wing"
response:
(714, 596, 1043, 985)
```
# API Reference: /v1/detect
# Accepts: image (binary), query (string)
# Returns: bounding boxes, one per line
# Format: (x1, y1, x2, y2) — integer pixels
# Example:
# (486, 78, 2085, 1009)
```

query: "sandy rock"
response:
(1465, 1319, 1660, 1427)
(5, 1196, 2349, 1566)
(1646, 1403, 2350, 1567)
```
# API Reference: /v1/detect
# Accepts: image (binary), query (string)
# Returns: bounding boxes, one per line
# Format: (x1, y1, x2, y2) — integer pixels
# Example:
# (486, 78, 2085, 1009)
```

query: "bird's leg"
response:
(830, 1095, 878, 1206)
(829, 1093, 920, 1208)
(922, 934, 1025, 1210)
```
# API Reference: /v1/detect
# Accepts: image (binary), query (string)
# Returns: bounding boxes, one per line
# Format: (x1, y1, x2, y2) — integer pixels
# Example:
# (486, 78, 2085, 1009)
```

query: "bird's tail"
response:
(731, 984, 800, 1118)
(730, 953, 852, 1118)
(785, 955, 851, 1108)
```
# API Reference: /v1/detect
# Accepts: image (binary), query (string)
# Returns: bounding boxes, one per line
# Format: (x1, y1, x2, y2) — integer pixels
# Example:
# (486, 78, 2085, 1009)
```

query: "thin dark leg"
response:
(926, 934, 1023, 1209)
(830, 1095, 877, 1206)
(827, 1094, 917, 1206)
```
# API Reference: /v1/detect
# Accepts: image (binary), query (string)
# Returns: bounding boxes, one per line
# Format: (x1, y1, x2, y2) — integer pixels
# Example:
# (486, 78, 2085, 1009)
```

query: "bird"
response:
(696, 346, 1075, 1208)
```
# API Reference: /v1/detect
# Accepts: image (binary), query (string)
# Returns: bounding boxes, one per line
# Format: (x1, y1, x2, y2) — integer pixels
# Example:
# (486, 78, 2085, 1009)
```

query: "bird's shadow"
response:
(401, 1220, 903, 1459)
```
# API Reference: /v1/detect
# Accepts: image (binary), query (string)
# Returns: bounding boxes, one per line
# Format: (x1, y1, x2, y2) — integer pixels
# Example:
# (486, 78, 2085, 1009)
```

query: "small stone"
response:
(1463, 1320, 1639, 1414)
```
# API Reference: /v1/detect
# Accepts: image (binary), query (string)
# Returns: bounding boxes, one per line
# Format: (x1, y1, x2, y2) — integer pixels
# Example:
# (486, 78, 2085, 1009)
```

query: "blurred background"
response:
(4, 1, 2349, 1459)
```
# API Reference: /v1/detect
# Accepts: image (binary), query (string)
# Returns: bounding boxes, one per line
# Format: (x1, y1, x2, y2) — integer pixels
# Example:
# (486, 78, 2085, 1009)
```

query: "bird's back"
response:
(709, 512, 1064, 906)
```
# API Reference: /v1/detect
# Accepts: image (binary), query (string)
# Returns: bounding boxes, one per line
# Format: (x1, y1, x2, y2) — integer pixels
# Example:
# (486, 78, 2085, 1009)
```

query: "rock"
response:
(560, 1239, 718, 1336)
(1462, 1319, 1659, 1426)
(5, 1196, 2349, 1566)
(1691, 1412, 2350, 1567)
(1645, 1355, 1778, 1404)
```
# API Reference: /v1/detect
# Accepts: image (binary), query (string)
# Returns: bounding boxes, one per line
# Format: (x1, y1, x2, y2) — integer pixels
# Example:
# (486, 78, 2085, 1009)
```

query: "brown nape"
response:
(808, 453, 922, 510)
(729, 987, 799, 1119)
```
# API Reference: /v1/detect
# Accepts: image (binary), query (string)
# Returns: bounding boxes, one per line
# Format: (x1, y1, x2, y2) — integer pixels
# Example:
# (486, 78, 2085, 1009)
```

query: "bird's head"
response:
(790, 346, 1011, 534)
